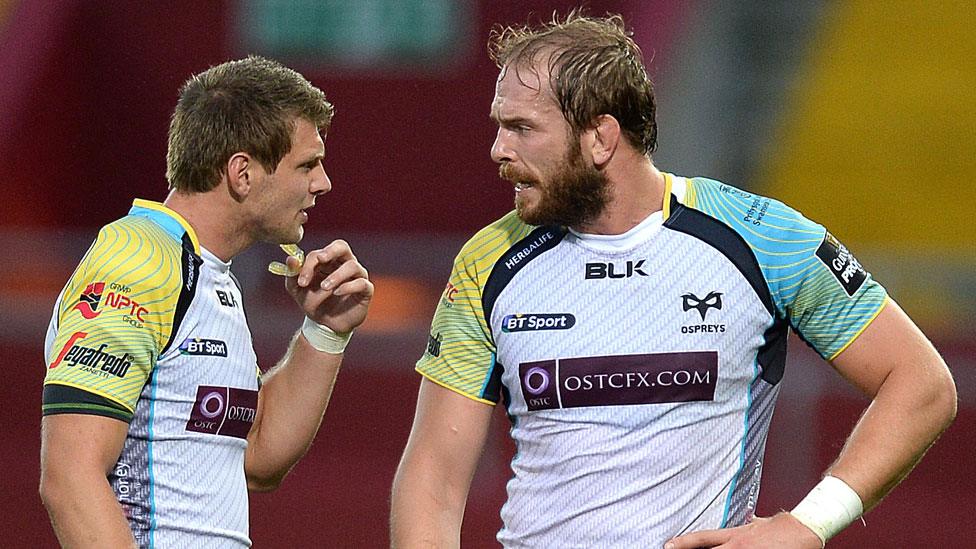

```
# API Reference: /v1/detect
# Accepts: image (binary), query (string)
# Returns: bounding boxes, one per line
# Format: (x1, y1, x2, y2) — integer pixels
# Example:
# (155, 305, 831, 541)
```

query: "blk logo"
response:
(216, 290, 238, 308)
(585, 260, 648, 279)
(682, 291, 723, 320)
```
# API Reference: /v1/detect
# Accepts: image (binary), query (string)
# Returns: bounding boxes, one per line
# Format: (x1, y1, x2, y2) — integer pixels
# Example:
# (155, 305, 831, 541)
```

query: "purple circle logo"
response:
(523, 367, 551, 395)
(200, 391, 225, 419)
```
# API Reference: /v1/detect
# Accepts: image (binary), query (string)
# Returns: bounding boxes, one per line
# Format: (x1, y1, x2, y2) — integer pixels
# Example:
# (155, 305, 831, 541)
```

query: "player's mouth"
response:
(499, 163, 537, 194)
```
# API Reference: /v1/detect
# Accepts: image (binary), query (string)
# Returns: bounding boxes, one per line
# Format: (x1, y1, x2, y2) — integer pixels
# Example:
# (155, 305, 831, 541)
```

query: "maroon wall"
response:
(0, 0, 680, 234)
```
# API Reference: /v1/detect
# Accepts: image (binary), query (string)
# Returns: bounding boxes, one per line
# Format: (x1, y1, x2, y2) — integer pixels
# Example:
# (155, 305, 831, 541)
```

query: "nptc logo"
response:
(73, 281, 149, 322)
(73, 282, 105, 319)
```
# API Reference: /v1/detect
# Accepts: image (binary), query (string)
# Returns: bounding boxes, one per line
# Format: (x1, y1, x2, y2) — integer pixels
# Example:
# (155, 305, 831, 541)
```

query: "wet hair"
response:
(489, 10, 657, 155)
(166, 55, 334, 192)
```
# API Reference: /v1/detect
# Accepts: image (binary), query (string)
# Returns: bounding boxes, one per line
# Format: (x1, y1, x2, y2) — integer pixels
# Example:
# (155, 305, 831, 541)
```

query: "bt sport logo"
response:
(501, 313, 576, 333)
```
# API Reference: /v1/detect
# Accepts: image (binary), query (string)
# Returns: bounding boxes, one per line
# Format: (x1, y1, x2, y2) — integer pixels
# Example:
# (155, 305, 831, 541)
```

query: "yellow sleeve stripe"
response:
(828, 295, 889, 362)
(417, 370, 497, 406)
(43, 380, 135, 413)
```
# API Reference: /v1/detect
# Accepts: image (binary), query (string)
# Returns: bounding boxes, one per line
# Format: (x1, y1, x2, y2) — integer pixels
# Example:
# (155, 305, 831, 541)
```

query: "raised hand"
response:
(284, 239, 373, 334)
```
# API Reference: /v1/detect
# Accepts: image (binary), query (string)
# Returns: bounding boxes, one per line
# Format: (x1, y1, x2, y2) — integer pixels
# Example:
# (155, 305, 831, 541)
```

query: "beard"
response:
(500, 144, 610, 227)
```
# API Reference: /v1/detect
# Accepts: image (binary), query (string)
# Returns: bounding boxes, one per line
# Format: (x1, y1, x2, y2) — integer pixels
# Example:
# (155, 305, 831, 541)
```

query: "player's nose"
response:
(490, 128, 515, 164)
(312, 164, 331, 195)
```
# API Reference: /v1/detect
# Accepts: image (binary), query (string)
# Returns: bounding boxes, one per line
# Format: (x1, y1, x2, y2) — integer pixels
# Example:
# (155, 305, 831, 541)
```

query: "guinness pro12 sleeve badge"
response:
(815, 232, 867, 297)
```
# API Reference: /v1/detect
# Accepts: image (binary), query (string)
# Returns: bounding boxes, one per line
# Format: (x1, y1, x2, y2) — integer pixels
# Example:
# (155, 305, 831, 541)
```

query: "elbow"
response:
(246, 470, 286, 493)
(244, 448, 289, 492)
(925, 364, 957, 434)
(38, 476, 53, 510)
(936, 372, 958, 430)
(39, 468, 67, 512)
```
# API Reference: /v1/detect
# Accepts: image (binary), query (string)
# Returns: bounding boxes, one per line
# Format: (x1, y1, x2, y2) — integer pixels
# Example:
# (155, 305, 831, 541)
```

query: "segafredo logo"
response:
(502, 313, 576, 333)
(48, 331, 132, 378)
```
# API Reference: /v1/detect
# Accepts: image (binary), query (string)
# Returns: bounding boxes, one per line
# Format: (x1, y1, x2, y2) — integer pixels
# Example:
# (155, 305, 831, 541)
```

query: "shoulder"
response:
(83, 214, 188, 293)
(456, 211, 537, 263)
(679, 177, 824, 240)
(449, 211, 540, 283)
(62, 206, 200, 348)
(97, 214, 185, 256)
(671, 177, 827, 263)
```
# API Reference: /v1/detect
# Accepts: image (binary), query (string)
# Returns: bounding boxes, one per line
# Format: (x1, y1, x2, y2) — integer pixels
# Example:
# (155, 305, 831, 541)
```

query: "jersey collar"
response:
(128, 199, 202, 255)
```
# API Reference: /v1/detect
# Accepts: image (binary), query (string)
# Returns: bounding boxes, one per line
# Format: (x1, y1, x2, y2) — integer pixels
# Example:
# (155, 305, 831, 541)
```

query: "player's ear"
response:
(225, 152, 252, 199)
(585, 114, 620, 167)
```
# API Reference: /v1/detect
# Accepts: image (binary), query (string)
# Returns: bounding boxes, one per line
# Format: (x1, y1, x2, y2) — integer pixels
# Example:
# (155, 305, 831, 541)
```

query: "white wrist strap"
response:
(790, 475, 863, 547)
(301, 317, 352, 354)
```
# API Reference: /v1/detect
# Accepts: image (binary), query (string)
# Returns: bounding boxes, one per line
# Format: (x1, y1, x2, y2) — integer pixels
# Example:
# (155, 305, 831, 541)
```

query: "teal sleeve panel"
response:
(687, 178, 887, 360)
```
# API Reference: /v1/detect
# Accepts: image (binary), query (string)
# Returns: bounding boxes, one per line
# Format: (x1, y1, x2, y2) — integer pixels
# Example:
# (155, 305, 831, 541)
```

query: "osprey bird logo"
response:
(682, 291, 723, 320)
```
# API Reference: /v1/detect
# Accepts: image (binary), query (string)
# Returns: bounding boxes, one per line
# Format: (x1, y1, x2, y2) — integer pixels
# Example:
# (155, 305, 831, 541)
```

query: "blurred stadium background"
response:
(1, 1, 973, 547)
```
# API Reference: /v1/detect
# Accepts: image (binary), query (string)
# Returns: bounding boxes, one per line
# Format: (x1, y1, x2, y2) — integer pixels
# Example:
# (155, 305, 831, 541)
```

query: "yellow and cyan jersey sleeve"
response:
(684, 178, 888, 360)
(417, 211, 536, 404)
(44, 215, 186, 421)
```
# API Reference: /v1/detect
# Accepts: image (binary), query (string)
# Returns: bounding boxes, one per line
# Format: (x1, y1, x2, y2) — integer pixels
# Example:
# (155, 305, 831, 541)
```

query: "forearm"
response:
(41, 473, 135, 548)
(245, 331, 342, 489)
(826, 360, 956, 510)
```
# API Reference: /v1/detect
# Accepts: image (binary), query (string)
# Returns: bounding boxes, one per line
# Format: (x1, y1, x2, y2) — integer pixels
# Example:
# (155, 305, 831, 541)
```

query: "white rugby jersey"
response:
(417, 175, 887, 546)
(44, 200, 260, 548)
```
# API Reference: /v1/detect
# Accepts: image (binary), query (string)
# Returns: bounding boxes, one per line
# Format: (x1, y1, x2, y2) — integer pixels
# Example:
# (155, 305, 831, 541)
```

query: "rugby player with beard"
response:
(391, 11, 955, 549)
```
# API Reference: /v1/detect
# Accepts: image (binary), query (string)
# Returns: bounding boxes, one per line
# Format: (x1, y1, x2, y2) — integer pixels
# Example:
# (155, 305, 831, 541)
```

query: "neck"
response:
(573, 156, 667, 235)
(163, 188, 251, 261)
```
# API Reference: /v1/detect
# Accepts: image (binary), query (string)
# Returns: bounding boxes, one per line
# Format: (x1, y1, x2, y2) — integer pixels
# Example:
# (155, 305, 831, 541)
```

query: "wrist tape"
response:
(301, 317, 352, 354)
(790, 475, 864, 547)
